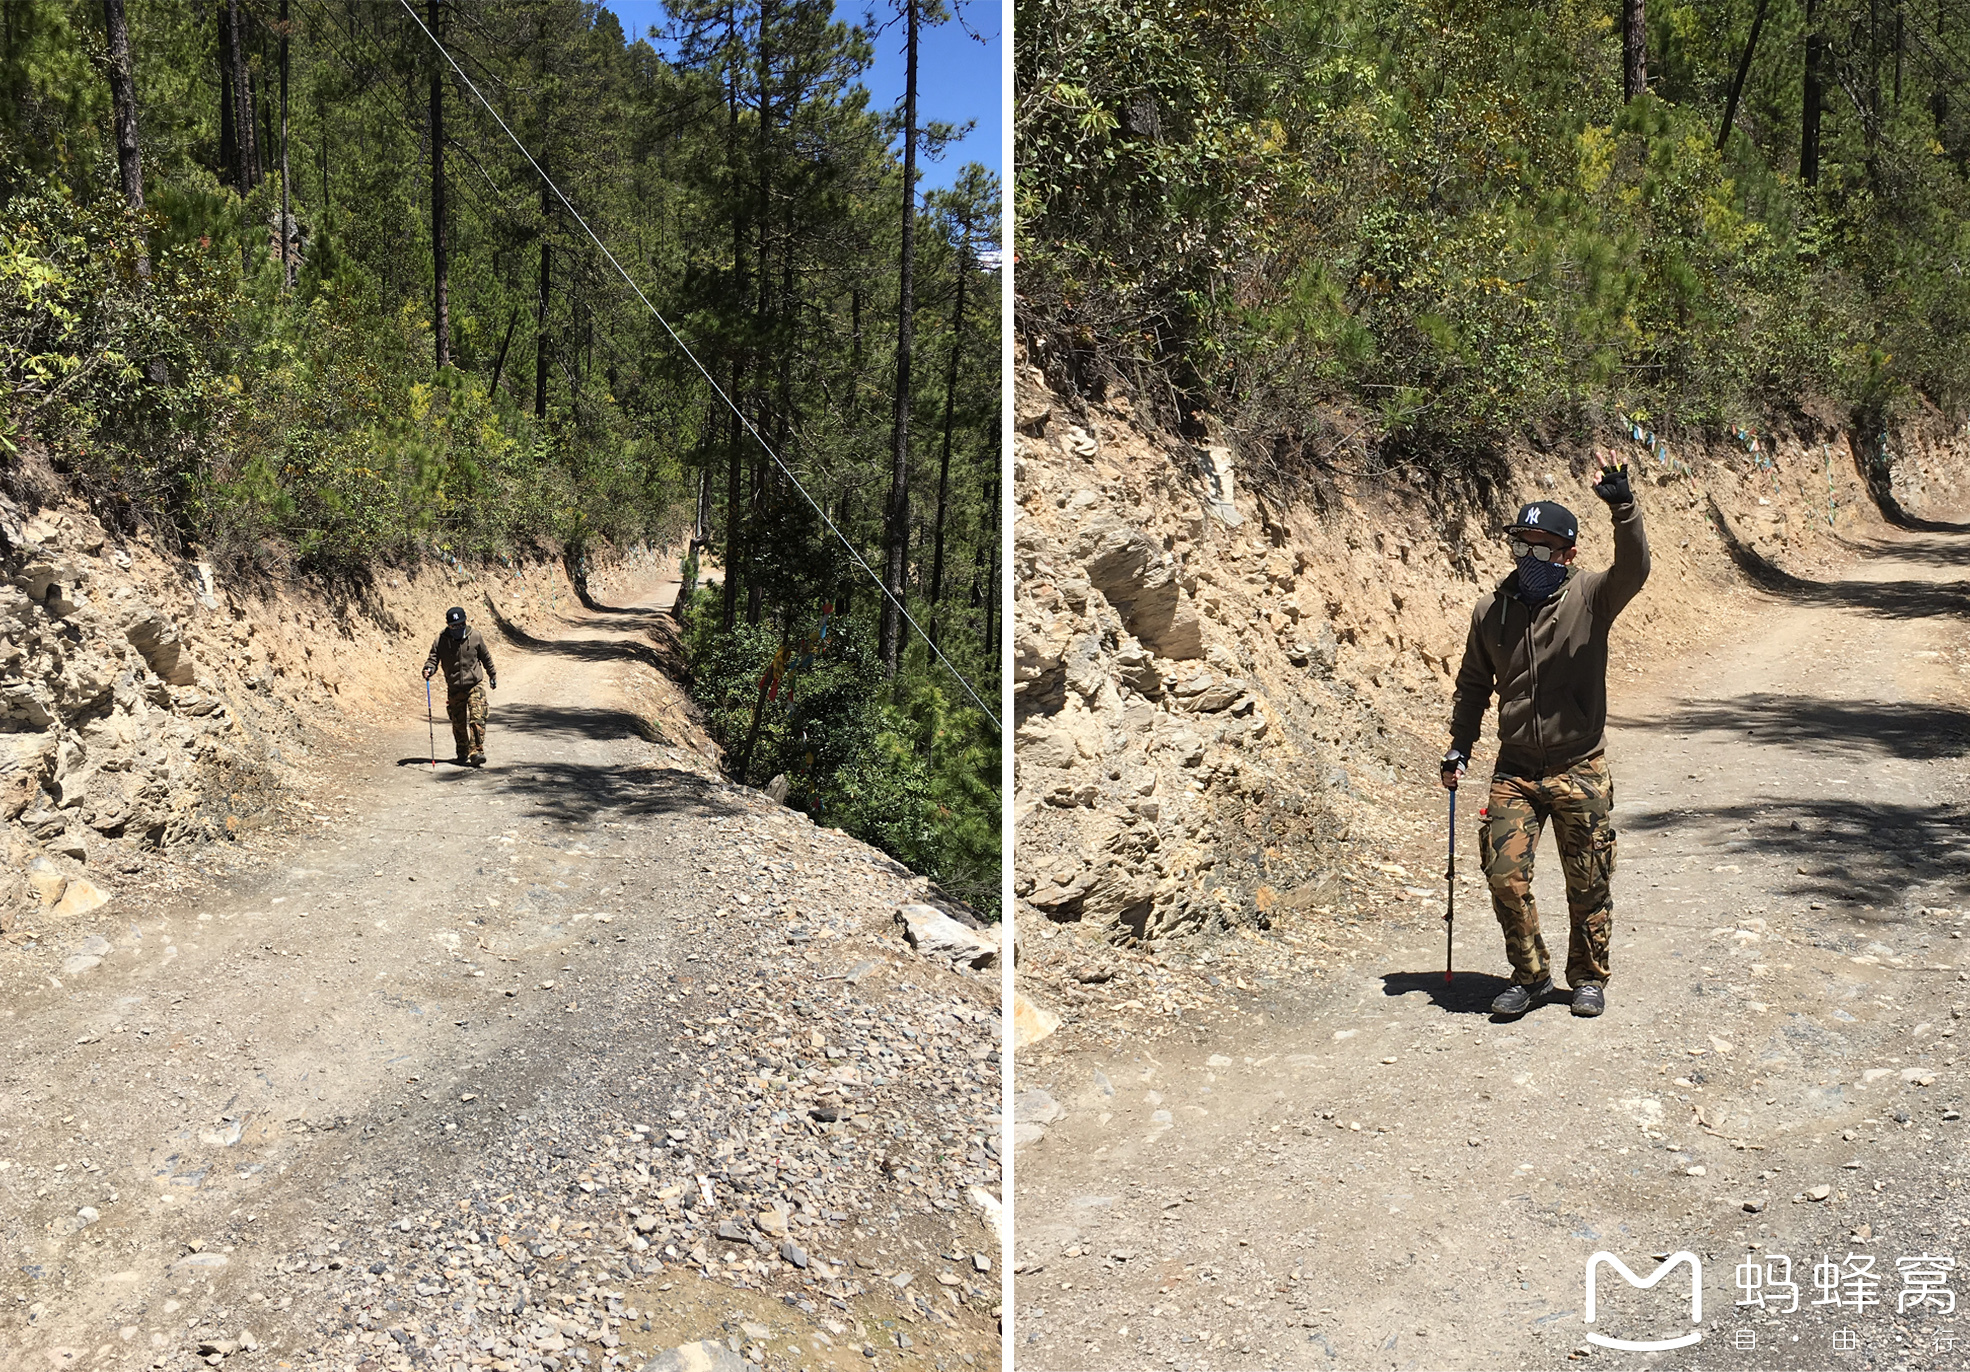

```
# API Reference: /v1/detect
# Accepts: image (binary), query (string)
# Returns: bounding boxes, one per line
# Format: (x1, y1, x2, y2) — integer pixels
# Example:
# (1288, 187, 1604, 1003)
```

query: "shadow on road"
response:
(1611, 693, 1970, 761)
(1839, 533, 1970, 567)
(495, 701, 675, 748)
(1380, 969, 1516, 1016)
(490, 758, 743, 828)
(1623, 797, 1970, 913)
(1709, 500, 1970, 620)
(481, 599, 675, 674)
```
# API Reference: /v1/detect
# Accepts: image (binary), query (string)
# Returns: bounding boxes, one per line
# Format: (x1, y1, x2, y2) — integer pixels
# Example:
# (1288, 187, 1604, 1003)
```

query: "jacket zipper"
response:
(1525, 598, 1542, 769)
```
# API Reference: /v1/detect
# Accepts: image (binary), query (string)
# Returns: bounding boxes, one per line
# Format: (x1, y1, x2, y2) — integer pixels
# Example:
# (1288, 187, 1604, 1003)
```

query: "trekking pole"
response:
(1444, 786, 1456, 985)
(426, 677, 436, 769)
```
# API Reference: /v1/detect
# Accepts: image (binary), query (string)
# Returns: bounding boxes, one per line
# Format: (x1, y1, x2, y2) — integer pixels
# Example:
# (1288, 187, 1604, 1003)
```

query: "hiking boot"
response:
(468, 752, 486, 768)
(1490, 977, 1554, 1016)
(453, 752, 469, 765)
(1571, 983, 1606, 1017)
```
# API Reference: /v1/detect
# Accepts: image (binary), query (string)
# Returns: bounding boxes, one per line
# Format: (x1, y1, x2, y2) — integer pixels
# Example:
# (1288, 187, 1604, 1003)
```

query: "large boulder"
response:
(894, 903, 998, 970)
(1073, 515, 1203, 659)
(0, 731, 55, 820)
(1015, 366, 1054, 436)
(1012, 989, 1061, 1049)
(121, 608, 197, 685)
(638, 1342, 745, 1372)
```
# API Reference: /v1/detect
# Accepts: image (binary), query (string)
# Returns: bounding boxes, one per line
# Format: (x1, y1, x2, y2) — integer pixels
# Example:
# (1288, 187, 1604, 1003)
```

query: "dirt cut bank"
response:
(0, 486, 702, 938)
(1012, 362, 1970, 1370)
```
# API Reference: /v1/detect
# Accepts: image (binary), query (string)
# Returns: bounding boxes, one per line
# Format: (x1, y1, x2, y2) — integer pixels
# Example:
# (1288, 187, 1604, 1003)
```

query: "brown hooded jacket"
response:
(1448, 500, 1650, 776)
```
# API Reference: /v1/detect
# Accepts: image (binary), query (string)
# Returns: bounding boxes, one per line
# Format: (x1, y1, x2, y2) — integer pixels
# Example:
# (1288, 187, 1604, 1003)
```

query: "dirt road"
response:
(2, 577, 1003, 1372)
(1013, 524, 1969, 1370)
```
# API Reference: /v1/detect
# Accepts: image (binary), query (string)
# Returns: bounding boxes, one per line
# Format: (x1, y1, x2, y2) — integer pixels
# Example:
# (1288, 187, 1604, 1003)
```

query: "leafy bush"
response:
(677, 587, 1000, 920)
(1017, 0, 1970, 464)
(1, 158, 687, 568)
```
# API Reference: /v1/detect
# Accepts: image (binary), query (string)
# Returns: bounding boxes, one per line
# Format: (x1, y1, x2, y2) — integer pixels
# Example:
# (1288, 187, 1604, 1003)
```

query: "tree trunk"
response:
(745, 455, 764, 625)
(218, 1, 237, 185)
(279, 0, 291, 290)
(490, 308, 519, 396)
(428, 0, 449, 365)
(850, 287, 863, 403)
(721, 0, 745, 634)
(1802, 0, 1824, 185)
(535, 184, 551, 418)
(318, 90, 328, 224)
(101, 0, 149, 279)
(723, 384, 742, 631)
(746, 0, 773, 630)
(879, 0, 919, 675)
(1866, 0, 1881, 151)
(1622, 0, 1645, 99)
(927, 229, 969, 649)
(835, 492, 854, 614)
(229, 0, 258, 190)
(1717, 0, 1771, 149)
(981, 475, 997, 658)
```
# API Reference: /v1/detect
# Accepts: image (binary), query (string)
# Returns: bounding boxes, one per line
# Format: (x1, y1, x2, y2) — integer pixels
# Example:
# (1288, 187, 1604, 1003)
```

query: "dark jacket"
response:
(1449, 500, 1650, 776)
(425, 624, 496, 694)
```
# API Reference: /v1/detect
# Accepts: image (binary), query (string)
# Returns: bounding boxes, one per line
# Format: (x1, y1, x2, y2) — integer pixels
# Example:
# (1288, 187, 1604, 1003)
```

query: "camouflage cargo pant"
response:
(1478, 755, 1617, 989)
(446, 684, 488, 757)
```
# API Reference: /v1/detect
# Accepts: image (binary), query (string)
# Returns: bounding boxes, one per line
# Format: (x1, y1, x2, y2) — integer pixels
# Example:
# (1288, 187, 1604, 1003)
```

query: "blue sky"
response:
(599, 0, 1001, 196)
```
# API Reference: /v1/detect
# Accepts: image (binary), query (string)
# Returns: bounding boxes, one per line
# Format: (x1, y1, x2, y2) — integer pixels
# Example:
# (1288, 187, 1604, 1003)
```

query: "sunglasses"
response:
(1508, 538, 1568, 562)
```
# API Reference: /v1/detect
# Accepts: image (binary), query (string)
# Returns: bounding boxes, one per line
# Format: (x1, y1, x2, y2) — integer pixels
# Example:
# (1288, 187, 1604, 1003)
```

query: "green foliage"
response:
(678, 587, 1000, 918)
(1017, 0, 1970, 462)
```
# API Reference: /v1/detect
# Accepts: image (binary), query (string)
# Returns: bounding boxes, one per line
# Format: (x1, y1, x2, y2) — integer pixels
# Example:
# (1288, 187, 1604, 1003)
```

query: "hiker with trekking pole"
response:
(1439, 462, 1650, 1018)
(423, 605, 498, 767)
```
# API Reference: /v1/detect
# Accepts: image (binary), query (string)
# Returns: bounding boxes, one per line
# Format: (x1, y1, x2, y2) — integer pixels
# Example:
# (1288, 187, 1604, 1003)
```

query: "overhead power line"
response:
(396, 0, 999, 731)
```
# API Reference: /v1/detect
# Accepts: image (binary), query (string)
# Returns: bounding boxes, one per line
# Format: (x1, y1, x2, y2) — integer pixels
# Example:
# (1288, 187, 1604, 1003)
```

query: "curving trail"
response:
(1012, 523, 1970, 1371)
(2, 573, 1003, 1372)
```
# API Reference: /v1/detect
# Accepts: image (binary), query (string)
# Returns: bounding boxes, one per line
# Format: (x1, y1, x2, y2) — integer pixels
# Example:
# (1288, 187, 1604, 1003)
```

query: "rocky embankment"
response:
(1011, 353, 1970, 1041)
(0, 492, 688, 937)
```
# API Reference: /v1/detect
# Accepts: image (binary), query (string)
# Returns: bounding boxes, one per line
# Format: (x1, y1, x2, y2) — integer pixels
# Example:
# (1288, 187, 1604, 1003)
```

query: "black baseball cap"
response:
(1506, 500, 1577, 544)
(446, 606, 467, 624)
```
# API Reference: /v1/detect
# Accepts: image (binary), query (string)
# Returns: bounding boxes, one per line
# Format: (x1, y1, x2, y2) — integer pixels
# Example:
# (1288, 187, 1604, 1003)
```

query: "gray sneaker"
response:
(1490, 977, 1554, 1016)
(1571, 984, 1605, 1017)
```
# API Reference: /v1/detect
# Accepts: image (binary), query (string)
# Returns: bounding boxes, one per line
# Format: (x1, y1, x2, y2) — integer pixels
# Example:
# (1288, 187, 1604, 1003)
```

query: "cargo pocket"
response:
(1587, 816, 1617, 891)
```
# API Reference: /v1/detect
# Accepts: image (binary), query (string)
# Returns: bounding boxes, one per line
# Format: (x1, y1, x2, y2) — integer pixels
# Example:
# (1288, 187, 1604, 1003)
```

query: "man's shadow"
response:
(1381, 969, 1568, 1020)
